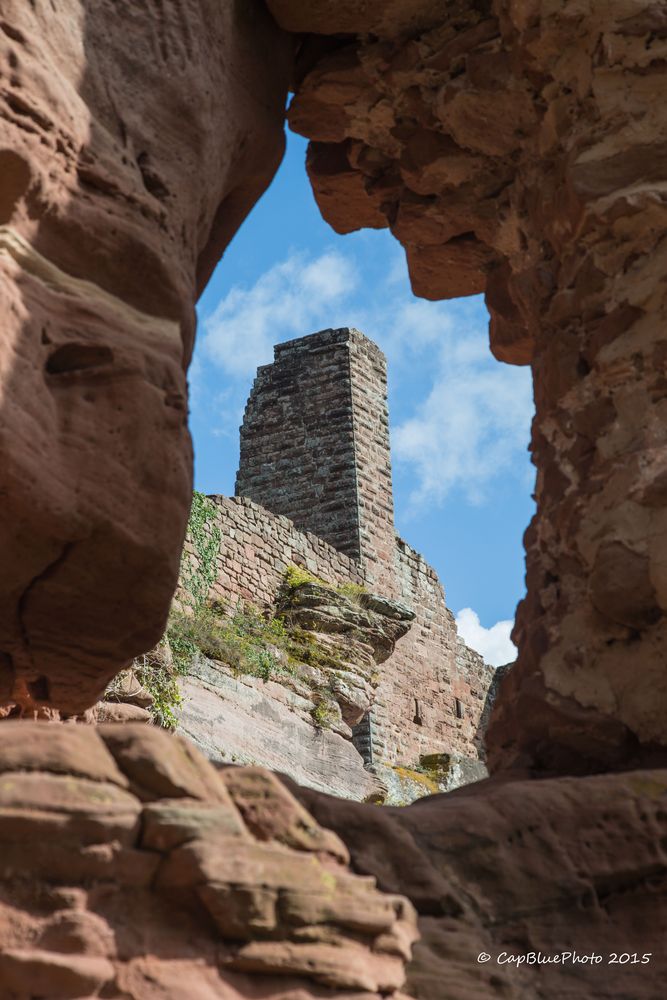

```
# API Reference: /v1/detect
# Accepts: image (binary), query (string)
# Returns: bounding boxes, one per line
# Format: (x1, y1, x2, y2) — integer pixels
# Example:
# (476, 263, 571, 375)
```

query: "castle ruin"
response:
(182, 327, 499, 795)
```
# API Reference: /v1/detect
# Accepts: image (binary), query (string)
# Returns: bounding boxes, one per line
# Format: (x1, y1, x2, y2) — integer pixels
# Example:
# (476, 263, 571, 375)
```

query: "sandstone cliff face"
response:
(1, 4, 666, 998)
(3, 718, 667, 999)
(267, 0, 667, 775)
(0, 1, 291, 716)
(177, 580, 414, 801)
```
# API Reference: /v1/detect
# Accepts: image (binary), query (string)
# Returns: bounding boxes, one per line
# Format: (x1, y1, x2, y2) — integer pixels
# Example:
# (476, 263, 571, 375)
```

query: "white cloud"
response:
(199, 242, 533, 510)
(201, 250, 357, 378)
(391, 313, 533, 508)
(455, 607, 516, 667)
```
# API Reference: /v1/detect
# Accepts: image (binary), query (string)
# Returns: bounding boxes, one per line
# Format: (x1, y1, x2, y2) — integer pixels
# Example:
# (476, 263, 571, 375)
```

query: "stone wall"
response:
(229, 327, 497, 774)
(177, 491, 495, 776)
(237, 328, 397, 589)
(236, 330, 364, 562)
(370, 537, 494, 767)
(347, 332, 397, 593)
(181, 494, 364, 611)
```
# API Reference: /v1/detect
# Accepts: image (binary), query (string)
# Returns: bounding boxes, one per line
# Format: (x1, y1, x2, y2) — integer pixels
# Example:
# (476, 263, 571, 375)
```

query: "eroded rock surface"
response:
(0, 1, 291, 715)
(0, 721, 417, 999)
(294, 769, 667, 999)
(177, 580, 414, 801)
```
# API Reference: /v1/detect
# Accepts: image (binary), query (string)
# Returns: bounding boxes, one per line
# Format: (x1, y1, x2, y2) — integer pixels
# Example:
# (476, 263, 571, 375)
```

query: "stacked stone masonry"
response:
(237, 328, 396, 588)
(191, 328, 498, 772)
(181, 494, 364, 610)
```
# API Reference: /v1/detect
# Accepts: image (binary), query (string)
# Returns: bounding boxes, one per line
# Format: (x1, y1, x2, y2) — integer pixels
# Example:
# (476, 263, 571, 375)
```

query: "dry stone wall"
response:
(237, 328, 397, 590)
(236, 331, 364, 562)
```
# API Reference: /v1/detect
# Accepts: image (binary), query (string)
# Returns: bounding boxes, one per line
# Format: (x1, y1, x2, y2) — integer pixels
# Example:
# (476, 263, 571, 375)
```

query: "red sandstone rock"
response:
(1, 719, 666, 1000)
(0, 0, 291, 715)
(95, 702, 153, 724)
(266, 0, 445, 38)
(294, 769, 667, 999)
(0, 722, 417, 999)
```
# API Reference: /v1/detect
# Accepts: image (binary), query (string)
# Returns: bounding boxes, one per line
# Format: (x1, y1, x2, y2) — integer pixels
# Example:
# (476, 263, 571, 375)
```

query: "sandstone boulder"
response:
(0, 0, 292, 715)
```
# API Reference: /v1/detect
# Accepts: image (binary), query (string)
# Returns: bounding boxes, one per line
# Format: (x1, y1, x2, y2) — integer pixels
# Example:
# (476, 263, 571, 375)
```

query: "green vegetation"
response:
(134, 654, 183, 730)
(164, 596, 347, 731)
(337, 581, 367, 602)
(118, 548, 372, 732)
(179, 491, 222, 613)
(283, 564, 326, 590)
(105, 643, 183, 731)
(282, 564, 368, 605)
(166, 601, 289, 682)
(310, 692, 339, 729)
(284, 626, 344, 672)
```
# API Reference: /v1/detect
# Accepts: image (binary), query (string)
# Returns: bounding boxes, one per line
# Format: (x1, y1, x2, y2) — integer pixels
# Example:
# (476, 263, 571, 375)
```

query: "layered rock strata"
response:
(267, 0, 667, 774)
(178, 579, 414, 801)
(0, 0, 291, 715)
(3, 716, 666, 999)
(0, 721, 417, 999)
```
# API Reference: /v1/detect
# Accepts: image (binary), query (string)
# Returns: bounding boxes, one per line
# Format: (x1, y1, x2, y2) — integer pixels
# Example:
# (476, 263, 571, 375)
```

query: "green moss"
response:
(283, 565, 325, 590)
(337, 581, 367, 604)
(391, 765, 440, 795)
(286, 635, 343, 673)
(282, 566, 367, 602)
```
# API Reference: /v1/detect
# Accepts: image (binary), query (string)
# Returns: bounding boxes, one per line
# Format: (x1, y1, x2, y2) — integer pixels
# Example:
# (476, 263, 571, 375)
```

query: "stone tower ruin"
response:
(236, 328, 396, 594)
(236, 327, 497, 775)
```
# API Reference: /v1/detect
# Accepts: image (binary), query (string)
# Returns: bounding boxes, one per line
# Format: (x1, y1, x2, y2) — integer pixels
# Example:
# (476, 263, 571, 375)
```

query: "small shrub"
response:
(337, 581, 367, 604)
(135, 657, 183, 730)
(282, 566, 367, 603)
(311, 692, 338, 730)
(166, 601, 287, 683)
(167, 610, 201, 674)
(283, 565, 324, 590)
(244, 646, 276, 682)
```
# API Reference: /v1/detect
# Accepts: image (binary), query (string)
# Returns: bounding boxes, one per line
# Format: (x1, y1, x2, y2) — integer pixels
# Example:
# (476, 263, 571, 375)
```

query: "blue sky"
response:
(191, 132, 535, 665)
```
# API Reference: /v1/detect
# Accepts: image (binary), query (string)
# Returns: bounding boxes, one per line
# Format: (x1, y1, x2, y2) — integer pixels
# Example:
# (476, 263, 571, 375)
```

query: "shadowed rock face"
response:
(268, 0, 667, 776)
(0, 1, 291, 714)
(294, 771, 667, 1000)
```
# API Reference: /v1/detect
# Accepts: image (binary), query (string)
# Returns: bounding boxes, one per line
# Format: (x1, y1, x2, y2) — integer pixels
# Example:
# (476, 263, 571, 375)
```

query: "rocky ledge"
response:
(178, 580, 414, 801)
(2, 720, 666, 1000)
(0, 721, 417, 999)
